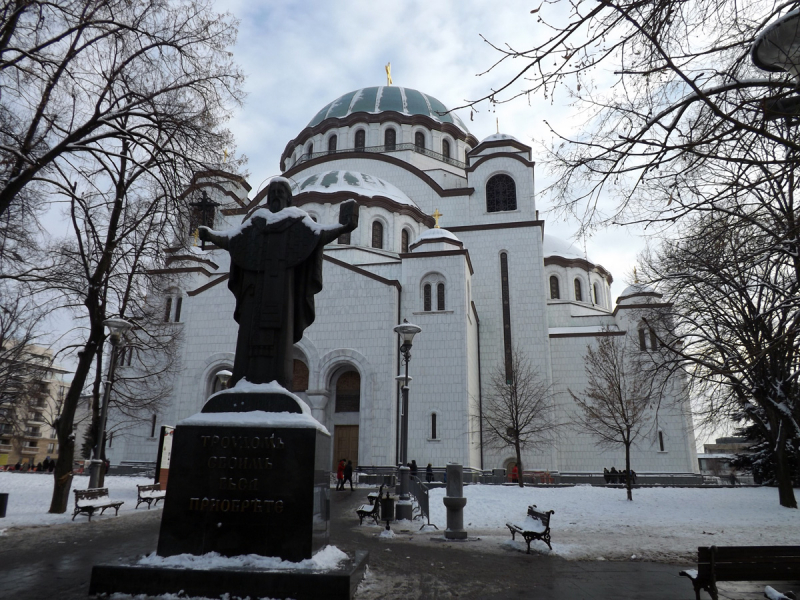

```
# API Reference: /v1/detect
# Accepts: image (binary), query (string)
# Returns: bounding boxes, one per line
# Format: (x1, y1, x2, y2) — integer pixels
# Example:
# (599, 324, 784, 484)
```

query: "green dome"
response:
(307, 86, 469, 133)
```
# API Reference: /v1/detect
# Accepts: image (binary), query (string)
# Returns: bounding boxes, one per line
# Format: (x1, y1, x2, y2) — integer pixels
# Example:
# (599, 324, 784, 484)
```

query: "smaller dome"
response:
(617, 282, 662, 305)
(415, 228, 460, 244)
(543, 234, 585, 261)
(292, 170, 416, 207)
(482, 132, 519, 143)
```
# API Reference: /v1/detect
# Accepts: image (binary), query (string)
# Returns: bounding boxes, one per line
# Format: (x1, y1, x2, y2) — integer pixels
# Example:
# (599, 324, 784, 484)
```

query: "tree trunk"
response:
(773, 422, 798, 509)
(515, 441, 524, 488)
(624, 438, 633, 501)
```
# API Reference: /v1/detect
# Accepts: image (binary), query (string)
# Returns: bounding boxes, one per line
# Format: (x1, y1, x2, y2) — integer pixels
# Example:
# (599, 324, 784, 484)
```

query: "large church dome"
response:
(292, 170, 416, 207)
(306, 86, 470, 133)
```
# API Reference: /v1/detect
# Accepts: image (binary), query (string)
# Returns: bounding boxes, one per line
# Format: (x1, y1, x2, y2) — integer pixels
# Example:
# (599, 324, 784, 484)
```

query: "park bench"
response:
(72, 488, 124, 522)
(135, 483, 166, 509)
(680, 545, 800, 600)
(356, 485, 383, 525)
(506, 504, 555, 553)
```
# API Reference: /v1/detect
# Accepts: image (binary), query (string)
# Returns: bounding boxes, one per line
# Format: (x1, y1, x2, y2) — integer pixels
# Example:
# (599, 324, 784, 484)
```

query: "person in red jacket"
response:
(336, 459, 345, 491)
(511, 464, 519, 483)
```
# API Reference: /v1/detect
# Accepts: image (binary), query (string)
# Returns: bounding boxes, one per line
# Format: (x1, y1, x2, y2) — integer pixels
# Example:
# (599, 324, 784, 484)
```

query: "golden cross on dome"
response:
(432, 208, 443, 228)
(385, 62, 392, 86)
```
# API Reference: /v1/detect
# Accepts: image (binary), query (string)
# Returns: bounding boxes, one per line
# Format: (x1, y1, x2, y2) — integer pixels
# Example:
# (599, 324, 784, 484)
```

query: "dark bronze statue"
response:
(199, 178, 359, 390)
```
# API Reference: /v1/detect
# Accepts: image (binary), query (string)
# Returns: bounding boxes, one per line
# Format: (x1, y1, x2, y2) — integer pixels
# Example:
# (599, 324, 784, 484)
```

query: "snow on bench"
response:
(506, 504, 554, 554)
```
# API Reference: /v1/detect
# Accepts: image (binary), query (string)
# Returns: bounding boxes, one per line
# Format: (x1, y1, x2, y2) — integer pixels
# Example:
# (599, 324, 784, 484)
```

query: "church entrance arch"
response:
(331, 368, 360, 470)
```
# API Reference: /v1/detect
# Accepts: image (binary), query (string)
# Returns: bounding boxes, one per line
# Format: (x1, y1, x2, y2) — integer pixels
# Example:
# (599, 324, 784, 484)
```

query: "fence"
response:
(408, 476, 442, 530)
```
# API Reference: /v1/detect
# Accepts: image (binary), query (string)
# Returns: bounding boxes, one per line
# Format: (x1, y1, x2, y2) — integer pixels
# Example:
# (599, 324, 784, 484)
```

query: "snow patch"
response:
(138, 545, 348, 572)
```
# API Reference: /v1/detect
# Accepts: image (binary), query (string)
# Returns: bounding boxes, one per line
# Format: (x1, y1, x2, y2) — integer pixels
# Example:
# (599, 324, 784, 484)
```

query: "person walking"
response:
(511, 464, 519, 483)
(426, 463, 434, 483)
(410, 460, 418, 480)
(336, 459, 345, 491)
(343, 460, 354, 491)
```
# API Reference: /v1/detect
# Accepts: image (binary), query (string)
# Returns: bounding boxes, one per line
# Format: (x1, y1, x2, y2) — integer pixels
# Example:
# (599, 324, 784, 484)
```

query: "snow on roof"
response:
(482, 132, 519, 143)
(292, 170, 417, 207)
(200, 205, 342, 240)
(543, 234, 586, 261)
(415, 228, 461, 243)
(307, 86, 470, 133)
(619, 282, 658, 298)
(549, 326, 618, 336)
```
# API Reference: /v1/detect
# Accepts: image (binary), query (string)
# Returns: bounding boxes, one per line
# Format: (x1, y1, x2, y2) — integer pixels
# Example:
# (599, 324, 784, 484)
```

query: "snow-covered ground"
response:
(0, 472, 154, 530)
(2, 472, 799, 566)
(427, 484, 800, 562)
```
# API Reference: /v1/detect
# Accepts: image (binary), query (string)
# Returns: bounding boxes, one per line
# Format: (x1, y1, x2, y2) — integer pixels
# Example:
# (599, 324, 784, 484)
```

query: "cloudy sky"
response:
(216, 0, 646, 300)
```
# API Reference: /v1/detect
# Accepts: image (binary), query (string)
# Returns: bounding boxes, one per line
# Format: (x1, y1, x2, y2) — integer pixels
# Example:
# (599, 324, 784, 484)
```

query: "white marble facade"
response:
(108, 86, 698, 475)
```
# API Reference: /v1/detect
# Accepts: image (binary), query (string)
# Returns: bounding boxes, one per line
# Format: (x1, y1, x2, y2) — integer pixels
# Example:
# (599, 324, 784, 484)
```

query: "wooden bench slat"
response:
(698, 546, 800, 560)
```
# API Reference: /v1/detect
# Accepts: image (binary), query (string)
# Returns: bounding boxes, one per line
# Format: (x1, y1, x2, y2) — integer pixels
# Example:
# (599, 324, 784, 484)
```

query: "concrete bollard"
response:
(442, 463, 467, 540)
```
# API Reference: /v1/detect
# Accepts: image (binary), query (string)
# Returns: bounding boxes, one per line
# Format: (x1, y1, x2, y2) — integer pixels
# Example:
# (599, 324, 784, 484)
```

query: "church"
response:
(108, 85, 698, 476)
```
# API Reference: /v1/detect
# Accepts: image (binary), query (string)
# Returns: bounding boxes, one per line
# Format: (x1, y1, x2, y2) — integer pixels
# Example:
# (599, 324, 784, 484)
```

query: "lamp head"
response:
(393, 320, 421, 352)
(103, 317, 133, 344)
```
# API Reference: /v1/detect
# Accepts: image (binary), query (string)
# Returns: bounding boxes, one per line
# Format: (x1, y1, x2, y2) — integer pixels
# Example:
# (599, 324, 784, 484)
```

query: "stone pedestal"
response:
(156, 387, 330, 562)
(395, 465, 413, 521)
(443, 463, 467, 540)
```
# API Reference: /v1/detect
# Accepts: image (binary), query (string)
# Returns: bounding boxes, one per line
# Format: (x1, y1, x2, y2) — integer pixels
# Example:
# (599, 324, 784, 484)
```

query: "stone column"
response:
(303, 390, 330, 424)
(396, 465, 413, 521)
(443, 463, 467, 540)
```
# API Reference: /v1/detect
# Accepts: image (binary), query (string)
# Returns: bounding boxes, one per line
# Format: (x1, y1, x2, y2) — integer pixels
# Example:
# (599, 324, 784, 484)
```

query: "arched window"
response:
(164, 297, 172, 322)
(371, 221, 383, 249)
(355, 129, 366, 150)
(384, 128, 396, 151)
(423, 284, 432, 311)
(401, 229, 409, 253)
(650, 329, 658, 350)
(415, 131, 425, 150)
(338, 230, 351, 245)
(593, 282, 600, 306)
(292, 359, 309, 392)
(486, 174, 517, 212)
(328, 135, 337, 154)
(437, 283, 445, 311)
(442, 139, 451, 159)
(639, 328, 648, 351)
(574, 278, 583, 302)
(658, 430, 666, 452)
(305, 142, 313, 159)
(335, 370, 360, 412)
(549, 276, 560, 299)
(431, 413, 438, 440)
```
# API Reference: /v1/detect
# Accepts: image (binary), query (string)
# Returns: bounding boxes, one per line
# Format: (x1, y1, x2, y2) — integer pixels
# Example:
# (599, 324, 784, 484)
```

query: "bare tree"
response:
(482, 348, 559, 487)
(640, 208, 800, 508)
(570, 333, 654, 501)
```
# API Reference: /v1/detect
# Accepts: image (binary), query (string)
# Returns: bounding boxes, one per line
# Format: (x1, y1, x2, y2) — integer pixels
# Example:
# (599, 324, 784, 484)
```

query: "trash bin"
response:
(379, 493, 396, 529)
(0, 493, 8, 518)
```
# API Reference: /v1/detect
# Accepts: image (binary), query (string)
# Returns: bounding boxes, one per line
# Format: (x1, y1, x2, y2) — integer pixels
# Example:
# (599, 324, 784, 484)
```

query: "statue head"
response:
(266, 179, 292, 213)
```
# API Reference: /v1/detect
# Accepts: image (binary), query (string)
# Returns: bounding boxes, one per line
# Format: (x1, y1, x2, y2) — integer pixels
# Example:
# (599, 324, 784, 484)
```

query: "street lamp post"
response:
(393, 320, 421, 522)
(88, 318, 133, 489)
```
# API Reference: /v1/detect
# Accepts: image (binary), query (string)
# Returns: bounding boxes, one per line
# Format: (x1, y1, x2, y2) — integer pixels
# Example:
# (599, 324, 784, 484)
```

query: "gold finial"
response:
(192, 228, 199, 247)
(385, 62, 392, 86)
(223, 148, 229, 163)
(634, 266, 638, 284)
(432, 208, 443, 228)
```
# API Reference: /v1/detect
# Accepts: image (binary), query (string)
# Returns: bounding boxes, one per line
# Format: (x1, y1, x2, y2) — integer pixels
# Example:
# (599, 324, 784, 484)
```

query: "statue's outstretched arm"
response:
(198, 226, 230, 249)
(318, 199, 360, 246)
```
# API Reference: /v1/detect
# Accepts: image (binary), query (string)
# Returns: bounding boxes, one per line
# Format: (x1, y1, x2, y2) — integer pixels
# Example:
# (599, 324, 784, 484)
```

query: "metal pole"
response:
(396, 349, 412, 521)
(88, 336, 119, 489)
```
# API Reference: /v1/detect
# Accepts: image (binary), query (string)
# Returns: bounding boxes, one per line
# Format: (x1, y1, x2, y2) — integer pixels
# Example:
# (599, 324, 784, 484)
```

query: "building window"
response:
(150, 414, 157, 438)
(338, 230, 351, 245)
(500, 252, 513, 381)
(639, 329, 648, 351)
(305, 142, 313, 159)
(174, 297, 182, 322)
(108, 432, 113, 447)
(415, 131, 425, 150)
(549, 276, 560, 299)
(486, 174, 517, 212)
(293, 359, 309, 392)
(47, 443, 54, 453)
(574, 279, 583, 302)
(355, 129, 365, 150)
(593, 283, 600, 306)
(328, 135, 337, 154)
(164, 297, 172, 322)
(335, 370, 360, 412)
(650, 329, 658, 350)
(384, 128, 396, 151)
(437, 283, 445, 311)
(371, 221, 383, 249)
(401, 229, 410, 253)
(423, 284, 432, 311)
(431, 413, 437, 440)
(442, 139, 451, 159)
(658, 430, 665, 452)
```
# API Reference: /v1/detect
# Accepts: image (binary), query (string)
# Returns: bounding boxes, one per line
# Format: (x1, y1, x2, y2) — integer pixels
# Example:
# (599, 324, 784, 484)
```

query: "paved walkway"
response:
(0, 486, 792, 599)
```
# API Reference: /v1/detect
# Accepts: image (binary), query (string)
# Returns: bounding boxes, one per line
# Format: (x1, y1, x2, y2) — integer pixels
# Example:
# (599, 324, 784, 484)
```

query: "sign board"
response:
(154, 425, 175, 489)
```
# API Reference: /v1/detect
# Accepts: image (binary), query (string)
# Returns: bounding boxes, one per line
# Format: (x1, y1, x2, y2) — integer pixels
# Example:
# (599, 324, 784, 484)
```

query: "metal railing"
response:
(409, 476, 440, 530)
(293, 143, 467, 170)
